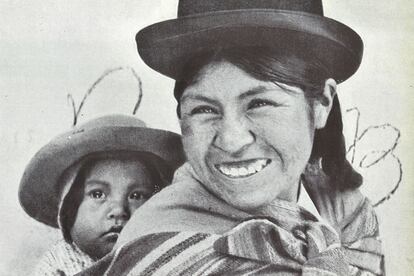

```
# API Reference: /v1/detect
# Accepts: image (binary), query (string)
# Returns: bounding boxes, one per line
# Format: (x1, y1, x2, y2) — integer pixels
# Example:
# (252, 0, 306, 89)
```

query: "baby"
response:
(19, 114, 185, 275)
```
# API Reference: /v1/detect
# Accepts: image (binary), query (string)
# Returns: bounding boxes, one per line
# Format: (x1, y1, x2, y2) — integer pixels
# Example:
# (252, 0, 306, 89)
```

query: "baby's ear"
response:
(313, 78, 336, 129)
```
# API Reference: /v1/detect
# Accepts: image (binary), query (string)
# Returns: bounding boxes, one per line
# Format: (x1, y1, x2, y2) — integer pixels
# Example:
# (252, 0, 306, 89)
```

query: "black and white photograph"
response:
(1, 1, 413, 275)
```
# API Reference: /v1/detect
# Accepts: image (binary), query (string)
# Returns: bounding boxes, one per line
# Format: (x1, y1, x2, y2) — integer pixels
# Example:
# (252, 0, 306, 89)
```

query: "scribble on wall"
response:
(346, 107, 402, 207)
(66, 66, 143, 127)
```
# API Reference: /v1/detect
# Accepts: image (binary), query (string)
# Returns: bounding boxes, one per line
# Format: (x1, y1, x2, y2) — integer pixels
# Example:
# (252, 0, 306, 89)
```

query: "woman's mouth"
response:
(215, 159, 271, 178)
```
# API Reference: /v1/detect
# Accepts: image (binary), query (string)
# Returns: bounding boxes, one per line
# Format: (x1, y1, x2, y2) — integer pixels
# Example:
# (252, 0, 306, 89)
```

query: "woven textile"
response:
(77, 163, 383, 275)
(33, 239, 94, 276)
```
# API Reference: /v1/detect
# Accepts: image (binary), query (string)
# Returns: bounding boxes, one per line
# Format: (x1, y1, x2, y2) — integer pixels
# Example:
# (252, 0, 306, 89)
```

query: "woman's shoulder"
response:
(116, 164, 237, 245)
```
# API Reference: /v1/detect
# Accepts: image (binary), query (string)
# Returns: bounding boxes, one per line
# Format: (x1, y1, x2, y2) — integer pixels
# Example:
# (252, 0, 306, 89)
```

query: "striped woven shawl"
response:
(77, 163, 383, 276)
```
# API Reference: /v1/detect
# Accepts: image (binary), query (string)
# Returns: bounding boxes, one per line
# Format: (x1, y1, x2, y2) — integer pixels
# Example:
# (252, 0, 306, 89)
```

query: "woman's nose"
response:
(107, 200, 131, 221)
(213, 115, 255, 155)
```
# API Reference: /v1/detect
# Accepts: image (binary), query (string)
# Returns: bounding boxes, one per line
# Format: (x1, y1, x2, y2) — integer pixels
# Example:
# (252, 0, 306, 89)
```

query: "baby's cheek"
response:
(130, 202, 145, 213)
(80, 201, 108, 219)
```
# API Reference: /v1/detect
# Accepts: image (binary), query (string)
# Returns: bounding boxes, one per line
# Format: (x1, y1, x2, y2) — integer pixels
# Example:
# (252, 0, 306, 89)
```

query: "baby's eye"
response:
(129, 191, 148, 201)
(89, 190, 106, 200)
(190, 105, 218, 115)
(248, 99, 278, 109)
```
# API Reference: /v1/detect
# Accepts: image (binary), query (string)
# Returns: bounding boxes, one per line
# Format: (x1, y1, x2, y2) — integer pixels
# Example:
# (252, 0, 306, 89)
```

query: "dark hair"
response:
(174, 47, 362, 191)
(59, 151, 173, 242)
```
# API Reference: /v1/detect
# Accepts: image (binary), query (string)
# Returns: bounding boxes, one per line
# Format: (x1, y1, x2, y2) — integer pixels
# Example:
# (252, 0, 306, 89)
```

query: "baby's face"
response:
(70, 159, 154, 259)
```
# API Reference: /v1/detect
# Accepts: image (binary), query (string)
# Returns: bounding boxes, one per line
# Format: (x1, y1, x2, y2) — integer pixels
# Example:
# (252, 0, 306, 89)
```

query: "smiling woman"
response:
(78, 1, 384, 275)
(176, 47, 347, 212)
(179, 60, 319, 209)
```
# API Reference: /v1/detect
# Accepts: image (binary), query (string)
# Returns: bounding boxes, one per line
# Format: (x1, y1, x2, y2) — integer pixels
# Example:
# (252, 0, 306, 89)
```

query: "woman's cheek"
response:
(181, 117, 217, 141)
(181, 119, 205, 162)
(180, 118, 195, 137)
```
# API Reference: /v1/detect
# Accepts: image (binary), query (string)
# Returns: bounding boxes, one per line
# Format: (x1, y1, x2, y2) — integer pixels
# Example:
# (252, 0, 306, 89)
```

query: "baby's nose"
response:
(107, 200, 130, 221)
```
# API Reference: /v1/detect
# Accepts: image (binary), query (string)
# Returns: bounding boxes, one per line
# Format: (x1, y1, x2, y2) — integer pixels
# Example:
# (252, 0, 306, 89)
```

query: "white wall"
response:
(1, 1, 413, 274)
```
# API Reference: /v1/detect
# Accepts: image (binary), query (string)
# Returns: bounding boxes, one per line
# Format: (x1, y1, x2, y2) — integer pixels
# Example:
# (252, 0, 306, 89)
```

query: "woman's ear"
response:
(313, 78, 336, 129)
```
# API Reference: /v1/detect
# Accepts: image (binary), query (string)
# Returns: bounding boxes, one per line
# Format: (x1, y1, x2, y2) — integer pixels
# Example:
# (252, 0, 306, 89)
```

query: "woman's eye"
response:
(248, 99, 277, 109)
(129, 191, 148, 201)
(89, 190, 106, 199)
(190, 105, 218, 115)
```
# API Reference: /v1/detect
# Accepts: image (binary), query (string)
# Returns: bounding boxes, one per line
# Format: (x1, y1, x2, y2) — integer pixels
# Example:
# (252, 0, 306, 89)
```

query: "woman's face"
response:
(179, 61, 321, 211)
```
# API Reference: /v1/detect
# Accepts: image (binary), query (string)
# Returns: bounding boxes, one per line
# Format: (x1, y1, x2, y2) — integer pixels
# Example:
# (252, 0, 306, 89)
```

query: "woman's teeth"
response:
(216, 159, 271, 178)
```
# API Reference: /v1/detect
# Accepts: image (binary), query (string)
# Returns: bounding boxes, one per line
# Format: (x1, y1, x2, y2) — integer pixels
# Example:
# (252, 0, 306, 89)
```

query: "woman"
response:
(79, 1, 383, 275)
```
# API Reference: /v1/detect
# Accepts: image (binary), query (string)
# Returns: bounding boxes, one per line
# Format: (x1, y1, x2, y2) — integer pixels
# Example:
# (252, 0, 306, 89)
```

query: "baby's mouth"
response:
(215, 159, 271, 178)
(103, 225, 123, 242)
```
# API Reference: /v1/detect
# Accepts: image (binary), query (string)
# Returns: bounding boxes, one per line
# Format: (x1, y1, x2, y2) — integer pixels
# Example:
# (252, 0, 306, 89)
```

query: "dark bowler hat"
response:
(136, 0, 363, 83)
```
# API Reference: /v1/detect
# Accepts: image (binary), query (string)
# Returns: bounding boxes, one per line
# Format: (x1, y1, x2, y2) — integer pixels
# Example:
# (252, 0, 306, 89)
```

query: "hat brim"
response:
(137, 9, 363, 83)
(19, 126, 185, 227)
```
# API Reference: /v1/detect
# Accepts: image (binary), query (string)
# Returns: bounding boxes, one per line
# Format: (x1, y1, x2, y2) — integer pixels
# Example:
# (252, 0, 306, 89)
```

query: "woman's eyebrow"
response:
(239, 84, 299, 100)
(180, 94, 220, 106)
(238, 85, 272, 100)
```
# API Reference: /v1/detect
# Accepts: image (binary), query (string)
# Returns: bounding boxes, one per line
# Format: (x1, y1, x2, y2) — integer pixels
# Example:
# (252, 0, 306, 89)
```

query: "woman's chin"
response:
(219, 189, 278, 211)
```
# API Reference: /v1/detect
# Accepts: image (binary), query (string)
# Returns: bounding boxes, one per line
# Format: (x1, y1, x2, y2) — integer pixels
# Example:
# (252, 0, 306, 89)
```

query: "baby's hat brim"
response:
(18, 114, 185, 227)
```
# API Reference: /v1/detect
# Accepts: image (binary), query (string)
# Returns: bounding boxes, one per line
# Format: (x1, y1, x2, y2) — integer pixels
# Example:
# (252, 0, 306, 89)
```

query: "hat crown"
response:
(177, 0, 323, 17)
(75, 114, 146, 131)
